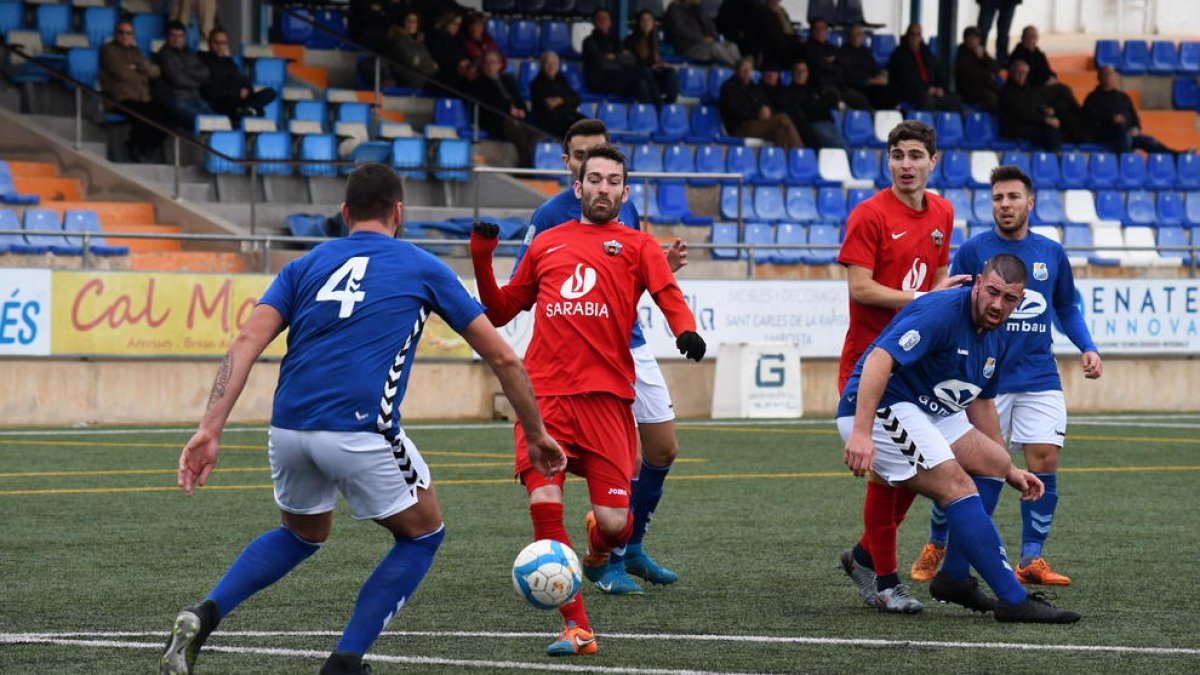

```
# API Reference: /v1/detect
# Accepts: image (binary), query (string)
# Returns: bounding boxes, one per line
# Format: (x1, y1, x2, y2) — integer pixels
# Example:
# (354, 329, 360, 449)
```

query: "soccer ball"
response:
(511, 539, 582, 609)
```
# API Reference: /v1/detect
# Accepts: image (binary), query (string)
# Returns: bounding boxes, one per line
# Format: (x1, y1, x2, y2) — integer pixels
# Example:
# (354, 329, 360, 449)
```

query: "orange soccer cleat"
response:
(545, 621, 598, 656)
(909, 543, 946, 581)
(1016, 557, 1072, 586)
(581, 511, 609, 581)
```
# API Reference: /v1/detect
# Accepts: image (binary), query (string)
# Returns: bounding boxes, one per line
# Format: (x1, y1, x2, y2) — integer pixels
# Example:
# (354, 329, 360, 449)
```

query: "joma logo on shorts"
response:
(607, 488, 628, 496)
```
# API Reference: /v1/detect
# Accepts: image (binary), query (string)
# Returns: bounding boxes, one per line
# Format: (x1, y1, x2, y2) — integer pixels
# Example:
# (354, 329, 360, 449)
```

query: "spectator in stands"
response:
(668, 0, 741, 67)
(956, 26, 999, 112)
(1007, 26, 1090, 143)
(837, 23, 891, 109)
(426, 10, 473, 95)
(887, 23, 961, 111)
(582, 9, 659, 104)
(761, 0, 804, 69)
(168, 0, 216, 44)
(462, 12, 505, 72)
(998, 60, 1062, 151)
(763, 61, 845, 149)
(155, 21, 214, 129)
(469, 50, 541, 167)
(100, 19, 164, 163)
(715, 0, 758, 64)
(803, 17, 869, 109)
(199, 30, 276, 126)
(625, 10, 679, 105)
(348, 0, 408, 53)
(718, 57, 803, 149)
(1084, 65, 1189, 156)
(976, 0, 1019, 67)
(387, 12, 439, 89)
(530, 51, 583, 139)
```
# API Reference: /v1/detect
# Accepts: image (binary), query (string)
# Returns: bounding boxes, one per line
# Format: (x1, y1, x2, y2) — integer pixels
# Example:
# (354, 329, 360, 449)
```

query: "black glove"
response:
(676, 331, 706, 362)
(472, 221, 500, 239)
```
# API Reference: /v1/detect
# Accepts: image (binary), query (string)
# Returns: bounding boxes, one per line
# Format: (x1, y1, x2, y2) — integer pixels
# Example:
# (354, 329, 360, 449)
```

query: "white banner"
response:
(1053, 279, 1200, 355)
(711, 343, 804, 418)
(0, 268, 51, 356)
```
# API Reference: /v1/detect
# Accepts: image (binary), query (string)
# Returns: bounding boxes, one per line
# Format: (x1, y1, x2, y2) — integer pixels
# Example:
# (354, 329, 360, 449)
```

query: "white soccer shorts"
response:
(995, 390, 1067, 450)
(837, 402, 973, 486)
(268, 426, 432, 521)
(632, 343, 676, 424)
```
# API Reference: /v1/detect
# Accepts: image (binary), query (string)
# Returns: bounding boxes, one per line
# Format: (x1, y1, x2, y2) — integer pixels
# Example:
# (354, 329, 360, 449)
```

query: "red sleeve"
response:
(638, 236, 696, 336)
(638, 235, 679, 296)
(653, 284, 696, 337)
(469, 233, 537, 326)
(837, 205, 879, 269)
(938, 206, 953, 268)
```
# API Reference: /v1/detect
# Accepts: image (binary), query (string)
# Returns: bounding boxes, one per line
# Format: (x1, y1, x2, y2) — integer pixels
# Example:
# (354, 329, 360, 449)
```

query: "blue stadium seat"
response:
(83, 6, 118, 46)
(1125, 190, 1155, 226)
(804, 224, 839, 264)
(711, 222, 739, 259)
(687, 104, 722, 142)
(726, 145, 758, 183)
(287, 213, 326, 240)
(254, 131, 293, 175)
(786, 148, 819, 185)
(906, 110, 934, 128)
(1180, 41, 1200, 74)
(785, 186, 818, 222)
(655, 104, 689, 142)
(744, 222, 776, 263)
(1157, 226, 1190, 263)
(297, 134, 338, 177)
(434, 138, 472, 181)
(1032, 189, 1065, 224)
(691, 145, 724, 186)
(534, 141, 561, 171)
(1031, 152, 1060, 189)
(657, 181, 712, 225)
(487, 18, 509, 53)
(817, 186, 847, 222)
(293, 100, 328, 129)
(627, 181, 663, 221)
(1088, 152, 1119, 189)
(337, 102, 372, 128)
(627, 102, 658, 137)
(630, 144, 663, 172)
(925, 157, 943, 190)
(1059, 152, 1089, 189)
(1149, 40, 1180, 75)
(871, 34, 896, 68)
(1119, 151, 1148, 189)
(1157, 190, 1185, 226)
(1172, 76, 1199, 110)
(967, 220, 992, 239)
(1094, 39, 1121, 69)
(753, 185, 786, 222)
(1119, 40, 1150, 75)
(508, 20, 540, 58)
(1059, 224, 1098, 263)
(1094, 190, 1125, 222)
(62, 210, 129, 256)
(846, 149, 873, 183)
(560, 61, 584, 94)
(35, 4, 70, 48)
(1000, 151, 1031, 177)
(517, 60, 539, 100)
(206, 130, 246, 174)
(434, 98, 470, 135)
(775, 222, 806, 264)
(934, 112, 964, 149)
(131, 13, 164, 55)
(1177, 152, 1200, 189)
(1187, 192, 1200, 228)
(1146, 153, 1177, 190)
(23, 208, 81, 255)
(941, 188, 970, 219)
(679, 66, 706, 98)
(719, 184, 754, 220)
(961, 112, 996, 150)
(758, 146, 787, 184)
(972, 188, 992, 222)
(541, 20, 571, 56)
(313, 11, 351, 48)
(705, 67, 734, 103)
(64, 47, 98, 90)
(846, 187, 873, 213)
(0, 2, 21, 35)
(842, 109, 874, 148)
(940, 150, 969, 189)
(663, 144, 693, 174)
(597, 101, 629, 134)
(391, 137, 428, 179)
(874, 148, 892, 187)
(279, 8, 314, 44)
(0, 208, 47, 254)
(253, 57, 288, 90)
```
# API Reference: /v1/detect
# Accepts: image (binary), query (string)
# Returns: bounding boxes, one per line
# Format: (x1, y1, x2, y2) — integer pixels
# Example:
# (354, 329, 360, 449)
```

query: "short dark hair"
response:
(166, 20, 187, 33)
(982, 253, 1028, 286)
(562, 118, 610, 155)
(579, 144, 628, 184)
(989, 165, 1033, 193)
(344, 163, 404, 224)
(887, 119, 937, 157)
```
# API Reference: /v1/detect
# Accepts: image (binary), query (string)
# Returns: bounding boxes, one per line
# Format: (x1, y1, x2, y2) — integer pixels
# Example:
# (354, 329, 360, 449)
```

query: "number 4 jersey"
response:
(260, 231, 484, 432)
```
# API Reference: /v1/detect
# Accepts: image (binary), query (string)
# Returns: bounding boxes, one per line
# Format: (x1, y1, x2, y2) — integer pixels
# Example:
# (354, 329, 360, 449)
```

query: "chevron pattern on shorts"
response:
(875, 406, 926, 467)
(375, 306, 430, 486)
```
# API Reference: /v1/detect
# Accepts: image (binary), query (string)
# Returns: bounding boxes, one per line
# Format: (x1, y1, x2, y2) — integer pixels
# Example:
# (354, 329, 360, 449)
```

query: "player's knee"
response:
(594, 507, 632, 540)
(1025, 445, 1059, 473)
(527, 484, 564, 503)
(280, 513, 331, 544)
(643, 440, 678, 466)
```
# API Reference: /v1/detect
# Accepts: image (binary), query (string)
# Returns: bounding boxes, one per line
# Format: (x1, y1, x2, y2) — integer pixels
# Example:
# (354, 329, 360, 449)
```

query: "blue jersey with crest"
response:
(837, 287, 1006, 418)
(259, 231, 483, 433)
(951, 230, 1096, 393)
(519, 188, 646, 348)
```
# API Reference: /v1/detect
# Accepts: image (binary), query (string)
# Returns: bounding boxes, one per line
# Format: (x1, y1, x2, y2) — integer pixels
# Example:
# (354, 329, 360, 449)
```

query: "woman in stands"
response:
(624, 10, 679, 106)
(462, 12, 505, 72)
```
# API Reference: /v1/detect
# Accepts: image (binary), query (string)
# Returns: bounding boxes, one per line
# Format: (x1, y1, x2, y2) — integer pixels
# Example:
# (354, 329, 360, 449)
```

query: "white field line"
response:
(4, 630, 1198, 658)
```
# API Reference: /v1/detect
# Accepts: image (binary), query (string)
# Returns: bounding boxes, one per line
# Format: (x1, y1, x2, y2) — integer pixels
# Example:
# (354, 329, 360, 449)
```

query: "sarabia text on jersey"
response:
(951, 230, 1097, 393)
(259, 231, 483, 433)
(836, 189, 954, 389)
(837, 287, 1006, 418)
(501, 220, 682, 400)
(521, 187, 647, 348)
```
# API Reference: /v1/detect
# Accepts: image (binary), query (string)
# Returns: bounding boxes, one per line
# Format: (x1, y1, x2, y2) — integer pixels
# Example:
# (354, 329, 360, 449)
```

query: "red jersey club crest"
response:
(603, 239, 623, 256)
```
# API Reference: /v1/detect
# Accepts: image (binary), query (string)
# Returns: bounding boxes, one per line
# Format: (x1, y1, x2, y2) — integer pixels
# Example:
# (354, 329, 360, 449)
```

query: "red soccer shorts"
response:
(515, 392, 638, 509)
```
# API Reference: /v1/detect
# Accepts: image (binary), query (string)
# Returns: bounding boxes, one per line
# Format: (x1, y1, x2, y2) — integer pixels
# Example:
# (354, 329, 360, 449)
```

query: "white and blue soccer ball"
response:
(511, 539, 582, 609)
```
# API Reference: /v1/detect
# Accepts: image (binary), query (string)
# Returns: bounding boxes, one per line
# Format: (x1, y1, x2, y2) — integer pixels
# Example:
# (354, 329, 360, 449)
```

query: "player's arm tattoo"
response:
(207, 353, 233, 410)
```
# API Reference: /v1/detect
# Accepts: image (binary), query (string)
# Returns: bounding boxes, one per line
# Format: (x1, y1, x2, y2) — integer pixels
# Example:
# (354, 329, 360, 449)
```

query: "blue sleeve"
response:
(950, 238, 981, 277)
(1052, 246, 1097, 353)
(875, 298, 951, 369)
(422, 252, 485, 332)
(980, 341, 1003, 400)
(258, 258, 297, 324)
(510, 222, 537, 279)
(620, 200, 641, 231)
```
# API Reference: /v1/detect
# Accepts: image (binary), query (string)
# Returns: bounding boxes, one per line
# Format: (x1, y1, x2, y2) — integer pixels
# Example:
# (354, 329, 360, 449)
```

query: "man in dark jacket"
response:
(99, 19, 164, 161)
(955, 26, 998, 112)
(837, 23, 891, 109)
(665, 0, 740, 66)
(887, 23, 960, 111)
(719, 57, 803, 149)
(155, 20, 214, 128)
(1007, 25, 1089, 142)
(1084, 65, 1186, 155)
(763, 61, 845, 149)
(469, 50, 541, 166)
(199, 29, 276, 124)
(998, 60, 1061, 151)
(582, 9, 656, 103)
(530, 51, 582, 139)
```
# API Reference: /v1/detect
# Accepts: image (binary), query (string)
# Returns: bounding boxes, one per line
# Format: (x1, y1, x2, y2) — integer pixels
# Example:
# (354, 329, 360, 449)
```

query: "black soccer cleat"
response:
(159, 599, 220, 674)
(929, 571, 998, 614)
(994, 591, 1081, 624)
(320, 650, 373, 674)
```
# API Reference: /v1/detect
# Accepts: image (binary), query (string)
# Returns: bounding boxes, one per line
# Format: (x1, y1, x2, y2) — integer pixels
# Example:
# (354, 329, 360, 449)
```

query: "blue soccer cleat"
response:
(593, 564, 645, 595)
(623, 543, 678, 585)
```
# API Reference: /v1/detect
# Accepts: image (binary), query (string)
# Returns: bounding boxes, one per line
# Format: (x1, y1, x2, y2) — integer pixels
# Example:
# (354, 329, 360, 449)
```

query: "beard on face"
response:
(582, 193, 619, 223)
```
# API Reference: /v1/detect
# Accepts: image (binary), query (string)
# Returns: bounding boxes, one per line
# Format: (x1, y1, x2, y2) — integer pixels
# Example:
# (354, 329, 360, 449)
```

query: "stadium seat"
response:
(279, 8, 314, 44)
(804, 224, 839, 264)
(83, 6, 118, 46)
(657, 181, 712, 225)
(64, 47, 98, 90)
(1031, 224, 1061, 243)
(786, 148, 820, 185)
(0, 2, 20, 36)
(1119, 152, 1148, 189)
(560, 61, 584, 94)
(846, 187, 873, 214)
(0, 208, 49, 254)
(486, 17, 509, 53)
(1058, 152, 1088, 190)
(1172, 76, 1199, 110)
(966, 220, 991, 239)
(1120, 40, 1150, 75)
(969, 150, 999, 188)
(775, 222, 806, 264)
(655, 104, 689, 142)
(434, 138, 472, 181)
(871, 33, 896, 67)
(1031, 152, 1060, 189)
(1157, 226, 1190, 264)
(817, 186, 847, 221)
(849, 149, 877, 183)
(391, 136, 428, 180)
(744, 222, 776, 263)
(663, 144, 694, 174)
(705, 67, 733, 103)
(541, 20, 571, 56)
(1157, 190, 1185, 226)
(940, 150, 969, 189)
(690, 145, 724, 186)
(726, 145, 759, 183)
(533, 141, 561, 172)
(873, 110, 902, 147)
(627, 103, 658, 137)
(934, 112, 964, 149)
(972, 188, 992, 222)
(1094, 39, 1121, 69)
(508, 20, 540, 57)
(1063, 189, 1099, 224)
(630, 181, 665, 221)
(293, 100, 328, 128)
(1146, 153, 1177, 190)
(1061, 224, 1095, 266)
(1178, 152, 1200, 189)
(687, 104, 724, 143)
(253, 131, 293, 175)
(298, 134, 338, 177)
(720, 184, 755, 220)
(785, 186, 819, 222)
(597, 101, 629, 135)
(1179, 41, 1200, 74)
(842, 109, 874, 147)
(1090, 225, 1128, 265)
(906, 110, 934, 128)
(817, 149, 860, 186)
(61, 210, 129, 256)
(758, 146, 787, 184)
(1093, 189, 1125, 222)
(1001, 151, 1031, 177)
(1149, 40, 1180, 75)
(941, 188, 970, 219)
(517, 60, 539, 100)
(962, 112, 997, 150)
(34, 4, 70, 48)
(874, 149, 892, 188)
(1033, 189, 1066, 224)
(630, 144, 663, 172)
(206, 130, 246, 174)
(754, 185, 786, 221)
(1088, 152, 1119, 189)
(23, 208, 83, 255)
(1186, 192, 1200, 228)
(678, 65, 706, 99)
(253, 57, 288, 90)
(131, 12, 165, 55)
(710, 222, 739, 259)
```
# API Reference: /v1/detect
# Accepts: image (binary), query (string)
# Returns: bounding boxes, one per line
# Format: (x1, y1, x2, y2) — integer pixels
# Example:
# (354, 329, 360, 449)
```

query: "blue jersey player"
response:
(520, 119, 688, 596)
(912, 165, 1102, 586)
(161, 164, 564, 675)
(838, 253, 1079, 623)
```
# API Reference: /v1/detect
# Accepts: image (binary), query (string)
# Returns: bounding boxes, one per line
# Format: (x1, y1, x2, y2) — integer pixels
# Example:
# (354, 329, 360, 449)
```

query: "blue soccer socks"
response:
(943, 493, 1026, 607)
(207, 526, 321, 618)
(941, 476, 1004, 580)
(1020, 472, 1058, 566)
(629, 461, 671, 546)
(928, 502, 949, 547)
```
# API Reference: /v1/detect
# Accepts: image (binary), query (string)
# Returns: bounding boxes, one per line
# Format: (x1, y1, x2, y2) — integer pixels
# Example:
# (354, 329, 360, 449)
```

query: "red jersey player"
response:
(836, 120, 971, 613)
(470, 144, 706, 657)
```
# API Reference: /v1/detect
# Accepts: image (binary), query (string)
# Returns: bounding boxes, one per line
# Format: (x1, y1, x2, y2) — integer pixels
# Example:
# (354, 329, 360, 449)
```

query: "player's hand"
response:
(527, 433, 567, 478)
(1081, 350, 1102, 379)
(178, 428, 220, 496)
(1007, 467, 1045, 501)
(676, 331, 706, 361)
(666, 238, 688, 272)
(932, 273, 972, 291)
(844, 432, 874, 478)
(469, 221, 500, 259)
